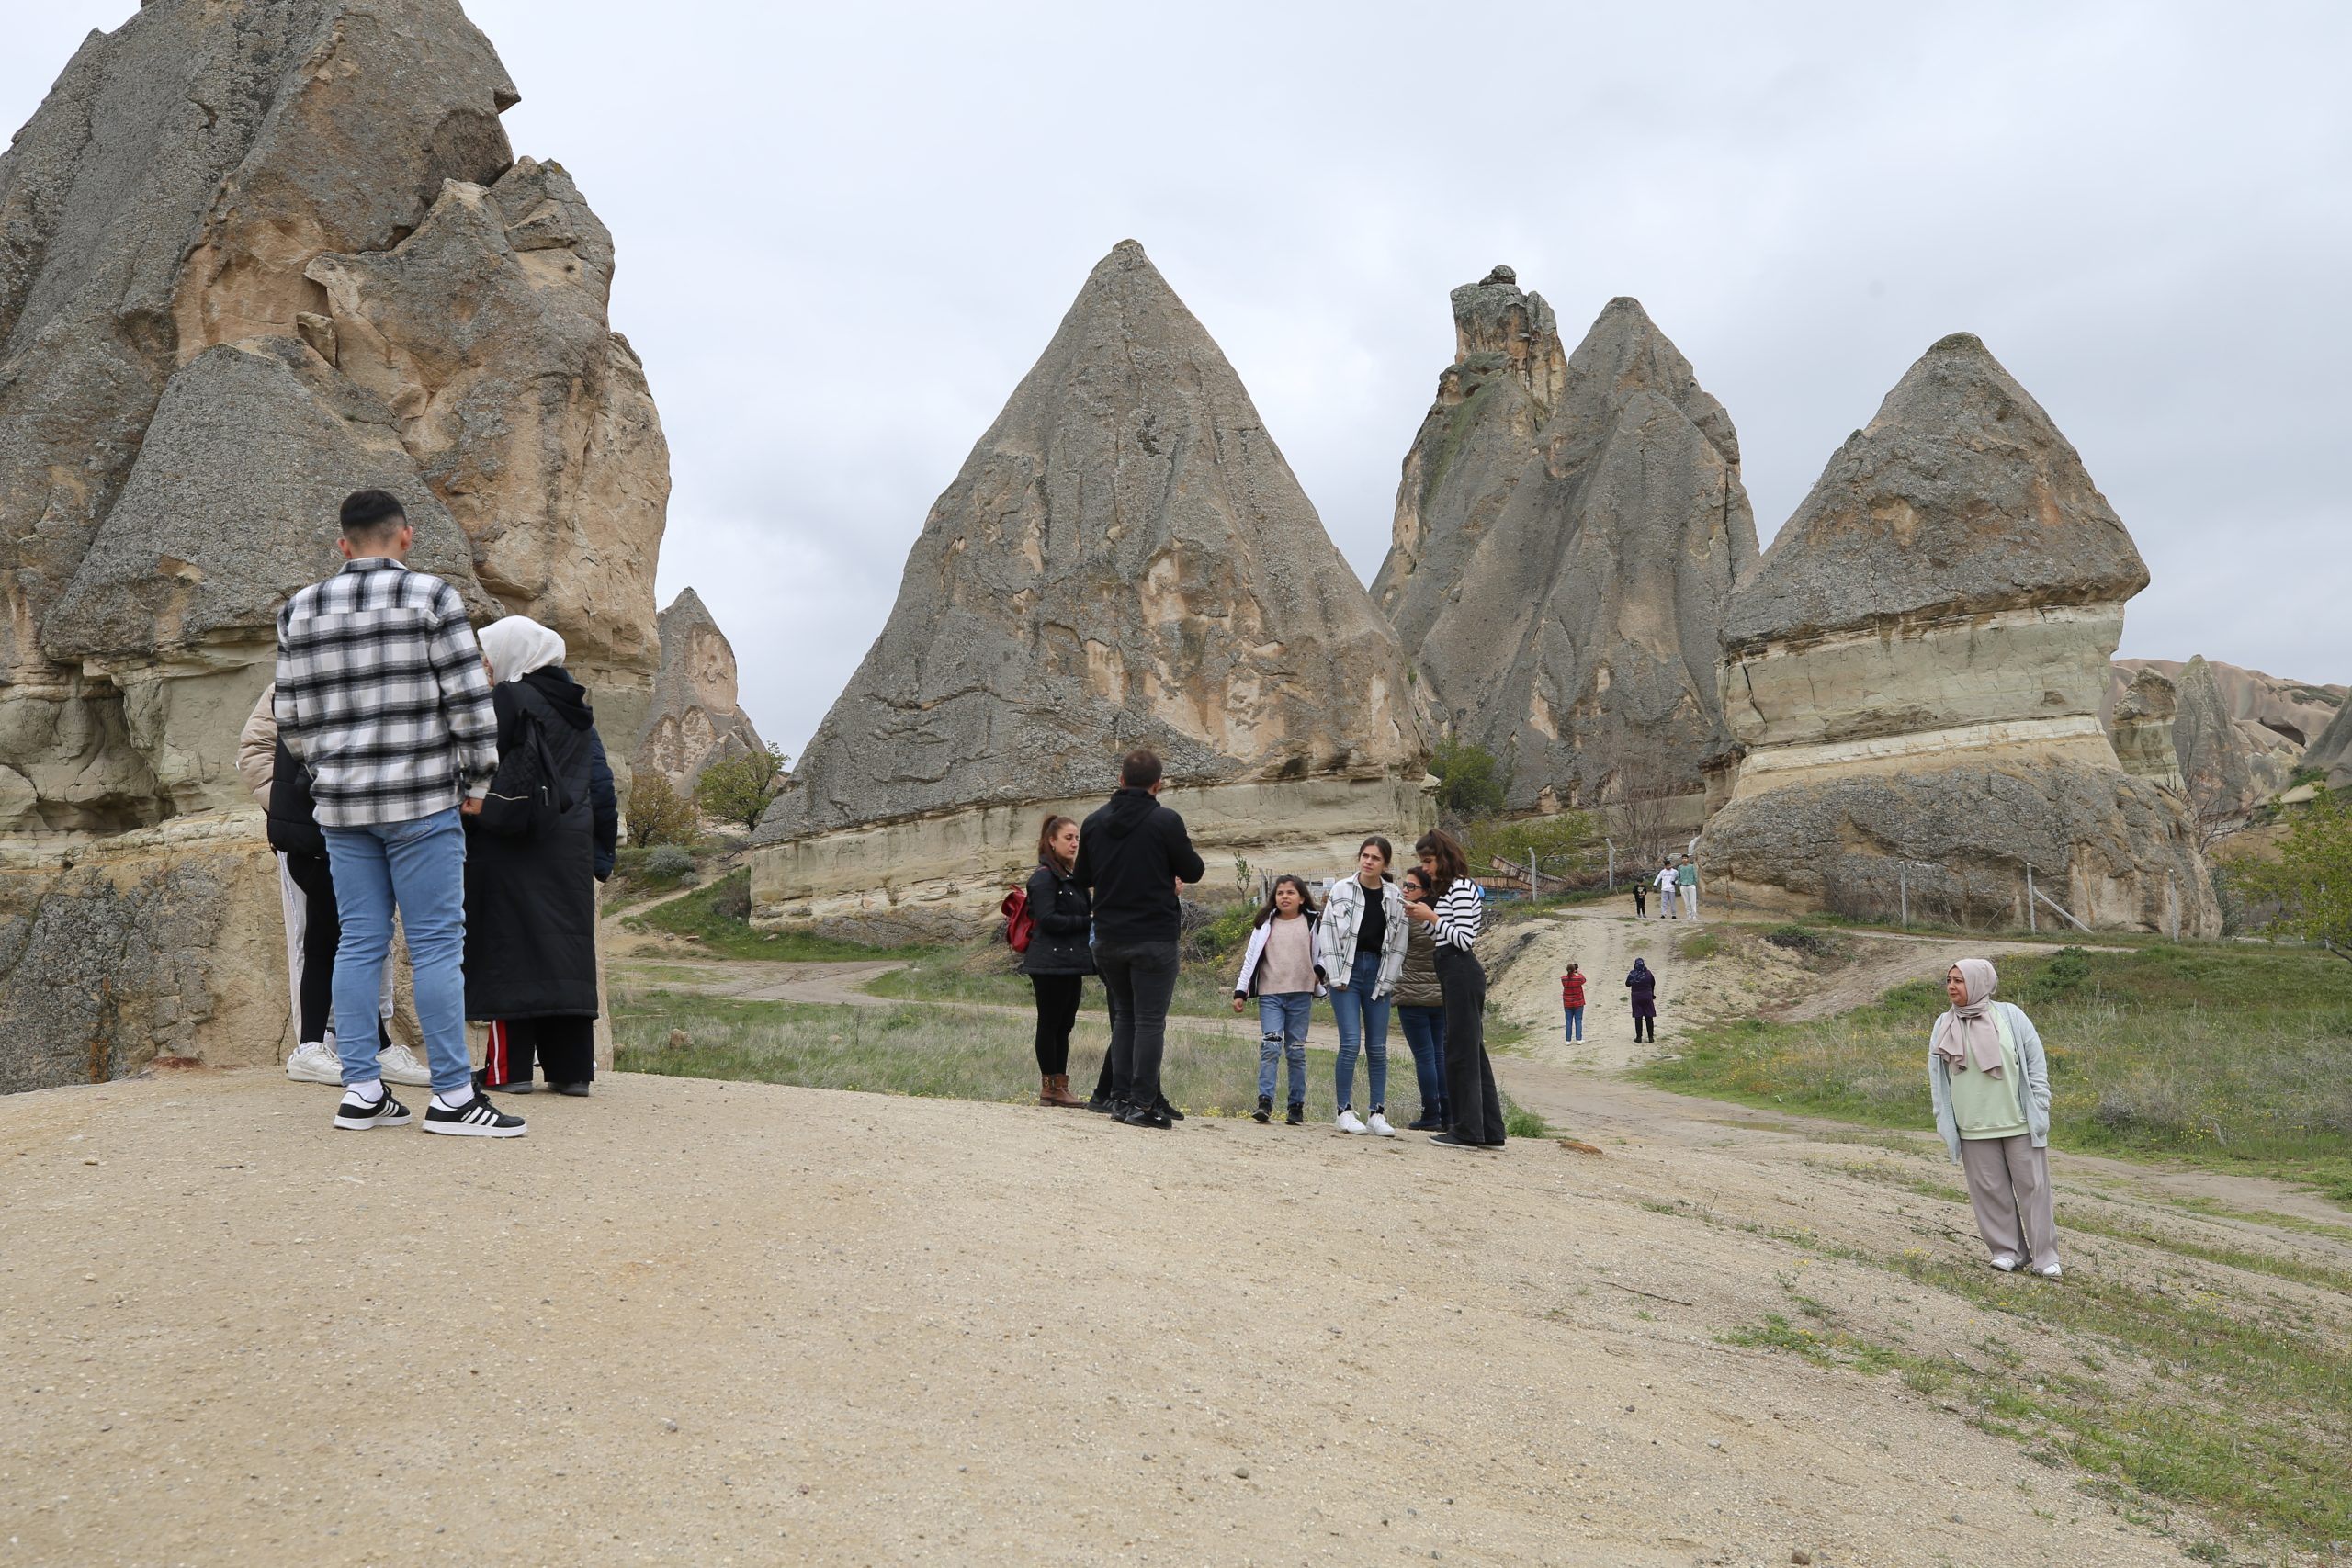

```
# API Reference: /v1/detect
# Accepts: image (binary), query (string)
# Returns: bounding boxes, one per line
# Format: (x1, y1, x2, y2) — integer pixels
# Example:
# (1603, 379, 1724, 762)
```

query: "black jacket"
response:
(463, 668, 619, 1020)
(265, 736, 326, 858)
(1072, 786, 1205, 947)
(1018, 861, 1095, 976)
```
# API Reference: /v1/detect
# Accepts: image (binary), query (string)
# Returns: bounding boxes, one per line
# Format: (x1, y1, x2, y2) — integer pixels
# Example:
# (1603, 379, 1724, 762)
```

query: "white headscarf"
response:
(478, 615, 565, 684)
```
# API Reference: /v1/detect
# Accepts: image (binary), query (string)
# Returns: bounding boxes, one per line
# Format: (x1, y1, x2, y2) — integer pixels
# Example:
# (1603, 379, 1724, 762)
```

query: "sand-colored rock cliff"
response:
(1700, 333, 2215, 935)
(2106, 666, 2185, 790)
(1374, 281, 1755, 809)
(0, 1, 665, 1091)
(753, 242, 1430, 932)
(2107, 657, 2343, 819)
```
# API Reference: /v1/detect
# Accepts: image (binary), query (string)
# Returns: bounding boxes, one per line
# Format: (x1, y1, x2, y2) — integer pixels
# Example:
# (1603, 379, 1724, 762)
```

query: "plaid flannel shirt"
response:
(273, 558, 499, 828)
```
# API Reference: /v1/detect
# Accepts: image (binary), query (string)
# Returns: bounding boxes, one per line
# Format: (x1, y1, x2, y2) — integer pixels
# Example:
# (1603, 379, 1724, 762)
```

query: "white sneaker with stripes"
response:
(422, 1092, 527, 1138)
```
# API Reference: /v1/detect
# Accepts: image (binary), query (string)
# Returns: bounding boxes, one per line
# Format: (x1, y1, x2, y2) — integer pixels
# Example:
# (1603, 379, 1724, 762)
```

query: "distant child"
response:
(1561, 964, 1586, 1043)
(1233, 874, 1326, 1125)
(1633, 874, 1648, 919)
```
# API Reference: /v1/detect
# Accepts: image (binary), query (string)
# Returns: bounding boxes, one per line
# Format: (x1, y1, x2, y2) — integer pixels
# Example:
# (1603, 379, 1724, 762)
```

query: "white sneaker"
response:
(1335, 1108, 1367, 1134)
(285, 1041, 342, 1085)
(376, 1041, 432, 1087)
(1367, 1111, 1396, 1137)
(1989, 1253, 2020, 1272)
(2032, 1262, 2063, 1280)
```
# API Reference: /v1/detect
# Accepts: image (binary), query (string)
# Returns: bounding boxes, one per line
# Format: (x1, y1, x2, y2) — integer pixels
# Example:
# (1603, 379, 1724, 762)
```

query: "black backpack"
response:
(478, 702, 573, 837)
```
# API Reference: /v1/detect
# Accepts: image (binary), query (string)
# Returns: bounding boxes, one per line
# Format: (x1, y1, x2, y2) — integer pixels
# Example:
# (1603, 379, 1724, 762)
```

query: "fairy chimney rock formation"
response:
(2106, 666, 2185, 790)
(1699, 333, 2217, 933)
(752, 241, 1431, 934)
(2302, 697, 2352, 792)
(1374, 284, 1756, 811)
(2107, 657, 2343, 817)
(636, 589, 768, 795)
(0, 1, 667, 1092)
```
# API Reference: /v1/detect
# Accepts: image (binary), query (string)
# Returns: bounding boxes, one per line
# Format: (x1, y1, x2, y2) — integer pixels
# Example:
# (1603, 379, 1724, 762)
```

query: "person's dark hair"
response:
(1566, 963, 1581, 976)
(1120, 748, 1162, 789)
(1399, 867, 1429, 897)
(1037, 813, 1076, 871)
(1253, 874, 1318, 929)
(339, 488, 407, 541)
(1357, 835, 1393, 874)
(1415, 829, 1468, 894)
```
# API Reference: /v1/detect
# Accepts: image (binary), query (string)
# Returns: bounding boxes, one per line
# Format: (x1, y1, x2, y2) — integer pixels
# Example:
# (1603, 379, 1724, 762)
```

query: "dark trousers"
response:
(484, 1017, 594, 1087)
(1634, 1012, 1656, 1043)
(1396, 1003, 1448, 1123)
(1435, 944, 1502, 1144)
(284, 850, 390, 1052)
(1028, 973, 1082, 1076)
(1095, 938, 1180, 1109)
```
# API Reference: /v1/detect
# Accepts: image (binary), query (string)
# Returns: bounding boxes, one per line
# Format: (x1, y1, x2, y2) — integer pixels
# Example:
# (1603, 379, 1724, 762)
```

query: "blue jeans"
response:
(1564, 1006, 1585, 1042)
(1329, 949, 1391, 1111)
(322, 807, 470, 1095)
(1256, 992, 1311, 1105)
(1396, 1004, 1447, 1123)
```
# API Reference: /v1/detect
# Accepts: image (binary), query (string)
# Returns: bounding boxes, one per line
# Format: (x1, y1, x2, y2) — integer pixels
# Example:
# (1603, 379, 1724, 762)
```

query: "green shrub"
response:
(1430, 736, 1505, 820)
(625, 773, 697, 847)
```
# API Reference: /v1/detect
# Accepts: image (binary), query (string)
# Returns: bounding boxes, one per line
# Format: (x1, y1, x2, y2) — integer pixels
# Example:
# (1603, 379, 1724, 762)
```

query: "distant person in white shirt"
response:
(1654, 861, 1680, 919)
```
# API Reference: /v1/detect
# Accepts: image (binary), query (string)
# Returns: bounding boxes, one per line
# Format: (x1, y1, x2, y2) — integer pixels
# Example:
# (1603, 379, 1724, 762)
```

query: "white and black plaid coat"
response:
(273, 558, 500, 828)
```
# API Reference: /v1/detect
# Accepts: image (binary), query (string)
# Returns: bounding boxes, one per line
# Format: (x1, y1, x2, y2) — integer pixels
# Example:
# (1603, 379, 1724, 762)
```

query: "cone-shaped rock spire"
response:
(1374, 285, 1756, 809)
(763, 242, 1427, 841)
(635, 588, 768, 794)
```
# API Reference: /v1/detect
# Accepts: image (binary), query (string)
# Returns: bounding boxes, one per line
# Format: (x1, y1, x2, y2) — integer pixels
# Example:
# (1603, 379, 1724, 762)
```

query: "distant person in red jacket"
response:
(1561, 964, 1586, 1043)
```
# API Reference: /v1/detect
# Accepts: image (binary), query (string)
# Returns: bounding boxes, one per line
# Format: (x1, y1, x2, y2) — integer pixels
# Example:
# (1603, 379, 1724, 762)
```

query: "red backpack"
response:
(1001, 886, 1035, 953)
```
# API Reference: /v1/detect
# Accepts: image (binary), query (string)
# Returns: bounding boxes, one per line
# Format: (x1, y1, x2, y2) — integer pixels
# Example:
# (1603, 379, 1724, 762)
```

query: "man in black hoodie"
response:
(1074, 748, 1206, 1129)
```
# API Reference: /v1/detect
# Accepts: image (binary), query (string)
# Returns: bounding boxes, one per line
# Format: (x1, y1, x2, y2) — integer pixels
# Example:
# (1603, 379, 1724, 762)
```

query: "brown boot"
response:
(1039, 1073, 1085, 1108)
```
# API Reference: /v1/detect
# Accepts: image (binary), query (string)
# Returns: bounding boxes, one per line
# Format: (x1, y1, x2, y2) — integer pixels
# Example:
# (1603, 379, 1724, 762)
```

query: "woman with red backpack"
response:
(1017, 814, 1094, 1107)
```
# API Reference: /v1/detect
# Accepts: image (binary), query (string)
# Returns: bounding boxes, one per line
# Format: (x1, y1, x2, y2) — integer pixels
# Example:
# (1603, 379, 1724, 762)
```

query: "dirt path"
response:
(13, 1066, 2336, 1566)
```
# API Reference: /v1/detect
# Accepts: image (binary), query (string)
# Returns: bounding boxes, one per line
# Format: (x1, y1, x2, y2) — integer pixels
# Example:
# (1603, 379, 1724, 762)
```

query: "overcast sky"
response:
(12, 3, 2350, 755)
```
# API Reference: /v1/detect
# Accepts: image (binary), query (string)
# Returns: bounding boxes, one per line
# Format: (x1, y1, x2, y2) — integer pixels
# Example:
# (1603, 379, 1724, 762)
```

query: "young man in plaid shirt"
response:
(274, 490, 525, 1137)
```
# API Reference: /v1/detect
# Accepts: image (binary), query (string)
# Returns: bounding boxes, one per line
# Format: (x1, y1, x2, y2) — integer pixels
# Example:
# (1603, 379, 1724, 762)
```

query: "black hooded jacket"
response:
(463, 666, 619, 1020)
(1073, 786, 1205, 947)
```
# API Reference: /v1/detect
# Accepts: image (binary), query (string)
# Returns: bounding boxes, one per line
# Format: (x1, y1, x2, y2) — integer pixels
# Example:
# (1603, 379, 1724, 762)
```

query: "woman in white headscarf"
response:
(1928, 959, 2061, 1278)
(466, 616, 619, 1097)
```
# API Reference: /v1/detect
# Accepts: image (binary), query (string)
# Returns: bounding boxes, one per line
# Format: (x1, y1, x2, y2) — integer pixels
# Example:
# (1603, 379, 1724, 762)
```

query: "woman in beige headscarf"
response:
(1928, 959, 2061, 1278)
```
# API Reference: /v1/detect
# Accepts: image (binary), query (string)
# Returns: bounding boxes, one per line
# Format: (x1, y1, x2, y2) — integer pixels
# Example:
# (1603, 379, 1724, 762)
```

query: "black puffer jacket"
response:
(463, 668, 618, 1020)
(1073, 787, 1205, 946)
(265, 736, 326, 858)
(1018, 861, 1094, 976)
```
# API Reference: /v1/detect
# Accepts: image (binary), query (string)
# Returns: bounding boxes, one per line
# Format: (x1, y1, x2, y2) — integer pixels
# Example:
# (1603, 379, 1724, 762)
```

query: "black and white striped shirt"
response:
(273, 558, 499, 828)
(1431, 878, 1483, 949)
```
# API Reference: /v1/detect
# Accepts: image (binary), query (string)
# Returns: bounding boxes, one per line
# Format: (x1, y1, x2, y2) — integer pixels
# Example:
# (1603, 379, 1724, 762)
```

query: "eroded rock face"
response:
(2303, 698, 2352, 792)
(636, 589, 768, 795)
(754, 241, 1430, 927)
(0, 2, 665, 1084)
(1374, 284, 1755, 808)
(1702, 333, 2215, 934)
(2108, 657, 2343, 817)
(2106, 666, 2184, 790)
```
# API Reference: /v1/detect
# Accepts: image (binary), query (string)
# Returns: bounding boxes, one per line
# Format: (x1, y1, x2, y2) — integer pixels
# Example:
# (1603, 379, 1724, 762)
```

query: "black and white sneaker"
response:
(333, 1090, 411, 1131)
(422, 1092, 527, 1138)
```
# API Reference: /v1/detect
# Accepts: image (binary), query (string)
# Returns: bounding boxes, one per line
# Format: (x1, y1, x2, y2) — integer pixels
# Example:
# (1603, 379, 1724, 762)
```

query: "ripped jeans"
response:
(1256, 991, 1312, 1107)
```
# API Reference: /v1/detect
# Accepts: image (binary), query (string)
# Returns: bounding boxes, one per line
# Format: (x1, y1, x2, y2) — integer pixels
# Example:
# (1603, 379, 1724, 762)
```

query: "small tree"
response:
(695, 743, 788, 831)
(1429, 737, 1504, 821)
(2232, 789, 2352, 962)
(626, 773, 697, 847)
(1472, 811, 1601, 885)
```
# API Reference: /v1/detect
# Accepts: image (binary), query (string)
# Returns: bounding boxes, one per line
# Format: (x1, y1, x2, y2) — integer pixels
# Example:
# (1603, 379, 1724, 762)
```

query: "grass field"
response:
(1636, 942, 2352, 1203)
(614, 991, 1453, 1123)
(623, 870, 933, 963)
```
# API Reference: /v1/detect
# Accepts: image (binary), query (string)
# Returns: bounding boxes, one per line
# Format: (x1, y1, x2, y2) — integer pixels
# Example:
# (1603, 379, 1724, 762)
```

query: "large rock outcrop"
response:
(1699, 333, 2217, 935)
(635, 589, 768, 795)
(2106, 657, 2343, 818)
(752, 241, 1430, 932)
(2303, 697, 2352, 792)
(1372, 278, 1756, 810)
(0, 2, 665, 1092)
(2105, 666, 2185, 790)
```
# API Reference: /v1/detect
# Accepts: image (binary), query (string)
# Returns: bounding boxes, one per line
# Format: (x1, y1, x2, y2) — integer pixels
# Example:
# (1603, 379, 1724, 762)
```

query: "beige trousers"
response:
(1958, 1134, 2060, 1269)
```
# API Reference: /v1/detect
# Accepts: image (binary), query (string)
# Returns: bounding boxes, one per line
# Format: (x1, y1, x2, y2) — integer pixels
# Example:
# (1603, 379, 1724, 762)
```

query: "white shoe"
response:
(1335, 1108, 1367, 1134)
(1367, 1111, 1396, 1138)
(2032, 1262, 2063, 1280)
(1989, 1253, 2020, 1272)
(285, 1041, 342, 1085)
(376, 1041, 432, 1087)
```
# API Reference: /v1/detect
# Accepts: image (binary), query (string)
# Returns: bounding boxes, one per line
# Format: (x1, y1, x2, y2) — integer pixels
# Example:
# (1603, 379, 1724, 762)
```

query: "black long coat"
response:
(464, 668, 617, 1020)
(1017, 861, 1095, 976)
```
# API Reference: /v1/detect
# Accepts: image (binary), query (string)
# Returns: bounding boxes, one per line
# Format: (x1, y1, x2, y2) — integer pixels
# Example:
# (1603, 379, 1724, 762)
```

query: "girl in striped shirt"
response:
(1406, 830, 1504, 1148)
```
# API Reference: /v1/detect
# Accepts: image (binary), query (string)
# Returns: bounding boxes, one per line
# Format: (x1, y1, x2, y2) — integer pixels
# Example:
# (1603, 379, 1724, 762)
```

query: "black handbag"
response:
(478, 707, 571, 837)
